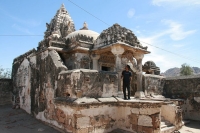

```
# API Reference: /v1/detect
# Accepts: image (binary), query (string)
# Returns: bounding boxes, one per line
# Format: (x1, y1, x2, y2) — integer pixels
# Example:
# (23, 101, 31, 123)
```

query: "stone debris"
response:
(38, 128, 45, 131)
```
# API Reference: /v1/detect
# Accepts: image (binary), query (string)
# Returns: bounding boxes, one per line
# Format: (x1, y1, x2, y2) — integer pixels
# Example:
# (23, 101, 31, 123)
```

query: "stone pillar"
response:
(134, 54, 145, 98)
(91, 54, 100, 70)
(111, 45, 124, 98)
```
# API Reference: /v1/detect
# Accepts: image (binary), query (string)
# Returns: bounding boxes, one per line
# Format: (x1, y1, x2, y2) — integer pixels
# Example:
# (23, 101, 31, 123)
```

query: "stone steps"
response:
(161, 126, 176, 133)
(161, 117, 176, 133)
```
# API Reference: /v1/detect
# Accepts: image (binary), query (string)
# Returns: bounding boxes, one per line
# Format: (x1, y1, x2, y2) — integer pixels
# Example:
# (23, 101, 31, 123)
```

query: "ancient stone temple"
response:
(12, 4, 183, 133)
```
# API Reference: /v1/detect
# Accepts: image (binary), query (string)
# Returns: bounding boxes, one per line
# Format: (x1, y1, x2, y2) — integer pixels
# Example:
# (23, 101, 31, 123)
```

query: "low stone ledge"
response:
(98, 97, 118, 103)
(74, 97, 99, 104)
(54, 97, 164, 109)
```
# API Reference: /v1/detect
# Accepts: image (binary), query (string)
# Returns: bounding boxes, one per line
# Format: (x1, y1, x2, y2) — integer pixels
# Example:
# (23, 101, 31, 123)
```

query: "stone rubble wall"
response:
(64, 53, 91, 70)
(52, 98, 162, 133)
(0, 79, 12, 105)
(143, 74, 165, 96)
(57, 70, 118, 98)
(163, 75, 200, 121)
(12, 49, 67, 114)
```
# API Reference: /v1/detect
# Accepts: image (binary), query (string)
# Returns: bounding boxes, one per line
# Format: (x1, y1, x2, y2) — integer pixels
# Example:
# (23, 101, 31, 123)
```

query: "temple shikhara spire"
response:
(44, 3, 75, 38)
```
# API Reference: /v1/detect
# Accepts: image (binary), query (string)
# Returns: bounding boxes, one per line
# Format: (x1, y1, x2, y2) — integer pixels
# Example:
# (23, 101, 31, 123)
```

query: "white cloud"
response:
(139, 36, 181, 72)
(127, 8, 135, 18)
(152, 0, 200, 7)
(136, 20, 196, 72)
(161, 20, 196, 40)
(138, 35, 176, 72)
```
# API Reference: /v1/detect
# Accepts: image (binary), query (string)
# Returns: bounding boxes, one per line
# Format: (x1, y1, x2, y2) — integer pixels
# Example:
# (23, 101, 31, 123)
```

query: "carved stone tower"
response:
(44, 4, 75, 38)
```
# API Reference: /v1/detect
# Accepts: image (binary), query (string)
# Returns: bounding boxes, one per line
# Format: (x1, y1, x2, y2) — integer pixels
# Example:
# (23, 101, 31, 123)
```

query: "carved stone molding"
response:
(111, 45, 125, 55)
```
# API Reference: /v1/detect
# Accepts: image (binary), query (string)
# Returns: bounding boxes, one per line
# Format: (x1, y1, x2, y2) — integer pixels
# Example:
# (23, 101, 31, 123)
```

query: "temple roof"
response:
(66, 30, 99, 41)
(65, 22, 99, 44)
(44, 4, 75, 38)
(93, 23, 147, 51)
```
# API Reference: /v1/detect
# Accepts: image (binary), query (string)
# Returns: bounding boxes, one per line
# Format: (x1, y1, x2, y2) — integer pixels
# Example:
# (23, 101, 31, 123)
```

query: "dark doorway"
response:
(102, 66, 110, 71)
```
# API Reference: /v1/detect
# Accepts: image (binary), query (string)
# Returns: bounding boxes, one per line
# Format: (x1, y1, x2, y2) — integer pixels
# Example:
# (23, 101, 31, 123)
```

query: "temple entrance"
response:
(101, 66, 111, 71)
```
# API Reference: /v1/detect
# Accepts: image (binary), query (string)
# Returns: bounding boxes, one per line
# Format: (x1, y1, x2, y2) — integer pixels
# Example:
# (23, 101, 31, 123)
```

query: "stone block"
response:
(151, 113, 160, 129)
(139, 108, 160, 115)
(49, 103, 55, 110)
(76, 91, 83, 98)
(138, 115, 153, 127)
(58, 116, 65, 123)
(129, 114, 138, 125)
(102, 115, 111, 125)
(154, 129, 160, 133)
(52, 115, 58, 121)
(88, 127, 94, 132)
(138, 125, 153, 133)
(77, 117, 90, 128)
(65, 118, 73, 131)
(142, 126, 154, 133)
(91, 118, 101, 127)
(60, 112, 66, 118)
(132, 124, 138, 132)
(131, 108, 140, 114)
(137, 125, 143, 132)
(56, 108, 62, 116)
(76, 128, 88, 133)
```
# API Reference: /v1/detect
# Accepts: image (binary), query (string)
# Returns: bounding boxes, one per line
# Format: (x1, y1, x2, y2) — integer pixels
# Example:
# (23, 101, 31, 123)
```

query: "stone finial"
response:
(61, 3, 65, 8)
(80, 22, 88, 30)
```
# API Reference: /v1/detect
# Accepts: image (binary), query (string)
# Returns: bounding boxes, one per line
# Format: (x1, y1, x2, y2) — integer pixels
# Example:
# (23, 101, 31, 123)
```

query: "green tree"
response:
(0, 66, 11, 79)
(180, 63, 193, 76)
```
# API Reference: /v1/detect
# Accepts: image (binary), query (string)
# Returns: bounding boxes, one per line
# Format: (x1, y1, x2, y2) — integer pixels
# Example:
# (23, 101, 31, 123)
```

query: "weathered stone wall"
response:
(12, 49, 67, 114)
(50, 98, 162, 133)
(64, 53, 91, 70)
(161, 103, 182, 128)
(57, 70, 118, 98)
(0, 79, 12, 105)
(143, 74, 165, 97)
(163, 75, 200, 120)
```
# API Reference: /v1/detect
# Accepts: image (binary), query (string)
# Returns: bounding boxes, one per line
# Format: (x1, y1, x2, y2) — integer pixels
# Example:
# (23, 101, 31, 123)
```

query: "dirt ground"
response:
(179, 120, 200, 133)
(0, 104, 60, 133)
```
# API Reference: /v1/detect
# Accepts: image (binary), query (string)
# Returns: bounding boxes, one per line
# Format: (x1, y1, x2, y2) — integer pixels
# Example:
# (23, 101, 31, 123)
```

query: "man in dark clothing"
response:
(121, 65, 132, 100)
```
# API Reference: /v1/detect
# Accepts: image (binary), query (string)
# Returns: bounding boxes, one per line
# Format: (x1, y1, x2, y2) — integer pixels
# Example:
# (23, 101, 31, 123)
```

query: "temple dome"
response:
(66, 22, 99, 42)
(144, 61, 156, 67)
(66, 29, 99, 41)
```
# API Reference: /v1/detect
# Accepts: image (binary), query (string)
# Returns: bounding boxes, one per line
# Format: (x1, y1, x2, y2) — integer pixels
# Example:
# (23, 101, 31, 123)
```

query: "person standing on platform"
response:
(121, 65, 132, 100)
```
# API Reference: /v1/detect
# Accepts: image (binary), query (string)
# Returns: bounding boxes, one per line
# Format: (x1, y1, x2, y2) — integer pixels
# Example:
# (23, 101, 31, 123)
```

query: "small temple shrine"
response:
(12, 4, 183, 133)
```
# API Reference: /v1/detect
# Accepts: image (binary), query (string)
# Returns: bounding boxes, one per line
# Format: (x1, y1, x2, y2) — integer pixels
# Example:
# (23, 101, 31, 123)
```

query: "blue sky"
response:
(0, 0, 200, 72)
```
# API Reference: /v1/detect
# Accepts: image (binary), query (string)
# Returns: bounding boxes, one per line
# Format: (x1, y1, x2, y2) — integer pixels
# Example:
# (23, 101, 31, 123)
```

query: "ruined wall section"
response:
(143, 74, 165, 97)
(12, 49, 36, 112)
(31, 50, 67, 114)
(57, 70, 118, 98)
(12, 49, 67, 114)
(63, 53, 91, 70)
(52, 99, 162, 133)
(163, 75, 200, 120)
(0, 79, 12, 105)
